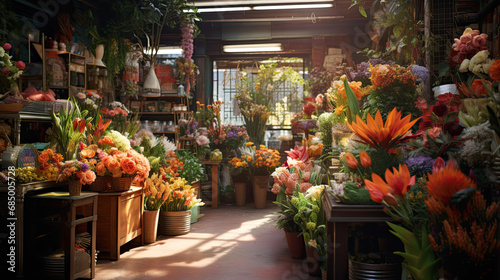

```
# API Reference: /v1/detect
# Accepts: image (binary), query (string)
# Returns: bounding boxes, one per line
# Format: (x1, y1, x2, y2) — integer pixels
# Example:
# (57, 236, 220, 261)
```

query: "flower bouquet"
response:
(178, 118, 198, 138)
(144, 172, 170, 211)
(248, 145, 281, 176)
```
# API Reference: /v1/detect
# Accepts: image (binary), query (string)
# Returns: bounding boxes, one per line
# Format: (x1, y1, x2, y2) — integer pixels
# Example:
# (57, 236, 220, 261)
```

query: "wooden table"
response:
(95, 187, 144, 260)
(200, 161, 220, 208)
(322, 191, 392, 280)
(30, 191, 98, 280)
(0, 181, 64, 278)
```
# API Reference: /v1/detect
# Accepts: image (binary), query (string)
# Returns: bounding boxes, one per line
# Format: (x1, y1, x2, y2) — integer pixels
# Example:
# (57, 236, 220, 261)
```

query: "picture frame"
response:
(129, 101, 142, 112)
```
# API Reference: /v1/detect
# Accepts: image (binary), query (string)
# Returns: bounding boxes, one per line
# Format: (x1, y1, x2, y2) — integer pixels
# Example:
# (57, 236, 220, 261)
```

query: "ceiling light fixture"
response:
(223, 43, 282, 53)
(197, 6, 251, 13)
(156, 47, 183, 55)
(253, 4, 333, 10)
(189, 0, 333, 7)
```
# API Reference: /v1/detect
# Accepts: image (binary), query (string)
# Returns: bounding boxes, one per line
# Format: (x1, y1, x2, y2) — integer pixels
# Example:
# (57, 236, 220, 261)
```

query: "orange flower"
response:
(120, 157, 137, 174)
(98, 136, 115, 146)
(364, 164, 415, 204)
(345, 152, 358, 169)
(38, 153, 49, 164)
(80, 149, 95, 158)
(347, 108, 419, 150)
(489, 59, 500, 82)
(425, 164, 476, 207)
(106, 157, 121, 173)
(52, 153, 64, 163)
(95, 115, 111, 138)
(334, 105, 344, 115)
(338, 81, 365, 100)
(470, 79, 491, 96)
(359, 151, 371, 168)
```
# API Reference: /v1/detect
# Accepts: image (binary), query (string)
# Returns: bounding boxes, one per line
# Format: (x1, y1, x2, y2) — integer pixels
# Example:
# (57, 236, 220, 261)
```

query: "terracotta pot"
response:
(69, 180, 82, 196)
(234, 182, 247, 206)
(251, 175, 269, 209)
(159, 210, 191, 236)
(143, 209, 160, 244)
(284, 231, 305, 259)
(305, 243, 322, 276)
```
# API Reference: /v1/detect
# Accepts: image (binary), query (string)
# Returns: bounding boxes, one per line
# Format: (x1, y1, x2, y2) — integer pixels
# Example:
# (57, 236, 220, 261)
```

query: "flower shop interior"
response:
(2, 0, 500, 279)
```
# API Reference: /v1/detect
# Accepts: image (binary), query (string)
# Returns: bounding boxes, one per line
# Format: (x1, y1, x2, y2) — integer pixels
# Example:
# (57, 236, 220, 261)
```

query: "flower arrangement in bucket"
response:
(179, 118, 198, 138)
(38, 149, 96, 195)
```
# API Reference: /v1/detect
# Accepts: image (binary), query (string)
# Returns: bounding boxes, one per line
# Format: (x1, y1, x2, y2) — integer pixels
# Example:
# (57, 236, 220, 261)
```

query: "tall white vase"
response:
(94, 44, 106, 67)
(143, 63, 161, 95)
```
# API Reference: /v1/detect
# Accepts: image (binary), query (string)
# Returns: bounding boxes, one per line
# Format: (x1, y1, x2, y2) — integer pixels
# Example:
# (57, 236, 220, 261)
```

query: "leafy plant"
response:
(175, 149, 206, 183)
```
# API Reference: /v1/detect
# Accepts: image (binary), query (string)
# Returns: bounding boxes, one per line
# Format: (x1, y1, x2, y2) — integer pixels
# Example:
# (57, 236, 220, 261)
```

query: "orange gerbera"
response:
(347, 108, 419, 150)
(425, 164, 476, 207)
(364, 164, 415, 204)
(489, 59, 500, 82)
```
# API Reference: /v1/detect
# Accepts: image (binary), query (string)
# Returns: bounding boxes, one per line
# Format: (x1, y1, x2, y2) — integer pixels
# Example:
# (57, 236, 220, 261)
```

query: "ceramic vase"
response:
(94, 44, 105, 67)
(143, 63, 161, 95)
(143, 209, 160, 244)
(234, 182, 247, 206)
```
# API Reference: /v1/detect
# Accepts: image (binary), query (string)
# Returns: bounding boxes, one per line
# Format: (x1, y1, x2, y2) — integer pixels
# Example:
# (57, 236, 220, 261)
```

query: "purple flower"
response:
(406, 156, 434, 177)
(410, 65, 430, 83)
(80, 163, 90, 172)
(227, 132, 237, 138)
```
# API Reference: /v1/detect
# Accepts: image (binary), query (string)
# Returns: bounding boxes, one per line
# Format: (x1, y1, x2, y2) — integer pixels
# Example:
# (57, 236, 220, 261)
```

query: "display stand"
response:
(200, 161, 220, 208)
(30, 191, 98, 280)
(94, 186, 144, 260)
(321, 191, 392, 280)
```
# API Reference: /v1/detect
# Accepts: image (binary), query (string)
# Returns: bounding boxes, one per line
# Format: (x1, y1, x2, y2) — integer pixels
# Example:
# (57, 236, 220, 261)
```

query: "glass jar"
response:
(142, 120, 150, 131)
(151, 120, 161, 132)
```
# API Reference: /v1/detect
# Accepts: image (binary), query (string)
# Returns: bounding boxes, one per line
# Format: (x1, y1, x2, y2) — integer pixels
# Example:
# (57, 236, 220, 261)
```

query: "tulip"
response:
(359, 151, 371, 168)
(345, 152, 358, 169)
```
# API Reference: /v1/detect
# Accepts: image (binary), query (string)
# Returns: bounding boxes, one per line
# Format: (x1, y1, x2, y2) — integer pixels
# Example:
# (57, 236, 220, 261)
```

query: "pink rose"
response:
(452, 38, 461, 51)
(108, 110, 116, 117)
(121, 111, 128, 117)
(3, 43, 12, 51)
(271, 183, 281, 195)
(15, 61, 25, 70)
(414, 97, 428, 110)
(427, 126, 442, 140)
(460, 33, 472, 44)
(472, 34, 488, 48)
(76, 92, 86, 99)
(2, 67, 10, 75)
(302, 171, 311, 182)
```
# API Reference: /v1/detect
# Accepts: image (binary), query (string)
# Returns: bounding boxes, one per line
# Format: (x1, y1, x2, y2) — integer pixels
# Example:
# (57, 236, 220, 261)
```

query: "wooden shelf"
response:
(152, 131, 176, 134)
(47, 85, 69, 89)
(140, 94, 182, 98)
(137, 112, 174, 115)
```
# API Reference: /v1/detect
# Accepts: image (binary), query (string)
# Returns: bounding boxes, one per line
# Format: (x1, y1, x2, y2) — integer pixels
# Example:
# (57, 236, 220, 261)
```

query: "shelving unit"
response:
(135, 93, 193, 143)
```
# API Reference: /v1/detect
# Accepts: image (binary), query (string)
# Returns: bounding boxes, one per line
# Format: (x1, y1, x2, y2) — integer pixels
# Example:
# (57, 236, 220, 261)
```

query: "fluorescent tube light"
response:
(157, 47, 183, 55)
(253, 4, 333, 10)
(189, 1, 333, 7)
(197, 6, 251, 13)
(223, 43, 282, 53)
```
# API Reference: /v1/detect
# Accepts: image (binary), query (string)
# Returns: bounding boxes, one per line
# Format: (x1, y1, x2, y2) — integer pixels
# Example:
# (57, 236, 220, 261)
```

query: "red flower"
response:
(2, 67, 10, 75)
(15, 61, 25, 70)
(3, 43, 12, 51)
(101, 107, 109, 115)
(432, 104, 448, 117)
(470, 79, 491, 96)
(364, 164, 416, 204)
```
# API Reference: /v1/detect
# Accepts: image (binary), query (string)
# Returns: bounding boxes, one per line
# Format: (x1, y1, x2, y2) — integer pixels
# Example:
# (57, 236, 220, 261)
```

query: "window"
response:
(213, 58, 306, 128)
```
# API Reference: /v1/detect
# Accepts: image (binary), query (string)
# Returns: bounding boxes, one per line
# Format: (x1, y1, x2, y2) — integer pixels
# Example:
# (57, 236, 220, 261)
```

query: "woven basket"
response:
(88, 176, 133, 192)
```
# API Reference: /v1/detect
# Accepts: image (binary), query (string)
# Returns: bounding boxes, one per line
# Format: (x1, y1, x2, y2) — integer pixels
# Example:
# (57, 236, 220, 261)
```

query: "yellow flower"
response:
(246, 142, 254, 147)
(334, 105, 344, 115)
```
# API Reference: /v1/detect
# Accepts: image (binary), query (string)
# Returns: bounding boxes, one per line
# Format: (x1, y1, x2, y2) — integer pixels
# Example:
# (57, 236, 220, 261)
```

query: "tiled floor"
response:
(94, 202, 320, 280)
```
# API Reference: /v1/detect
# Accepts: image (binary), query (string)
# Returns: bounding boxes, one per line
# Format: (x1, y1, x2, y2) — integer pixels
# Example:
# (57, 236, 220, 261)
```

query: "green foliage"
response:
(317, 112, 335, 146)
(175, 149, 206, 183)
(344, 78, 360, 122)
(338, 181, 376, 205)
(274, 192, 302, 232)
(387, 222, 440, 280)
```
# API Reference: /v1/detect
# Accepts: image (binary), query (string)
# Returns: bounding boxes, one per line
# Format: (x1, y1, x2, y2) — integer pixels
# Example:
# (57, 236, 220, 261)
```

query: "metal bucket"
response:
(159, 210, 191, 236)
(349, 259, 401, 280)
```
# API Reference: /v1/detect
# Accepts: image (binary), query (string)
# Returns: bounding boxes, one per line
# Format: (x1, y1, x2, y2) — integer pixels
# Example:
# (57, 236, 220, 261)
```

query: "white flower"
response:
(84, 98, 94, 105)
(308, 239, 317, 249)
(469, 50, 489, 71)
(161, 137, 177, 153)
(483, 59, 494, 74)
(459, 59, 470, 73)
(0, 48, 5, 57)
(305, 185, 326, 201)
(271, 167, 288, 178)
(92, 104, 98, 109)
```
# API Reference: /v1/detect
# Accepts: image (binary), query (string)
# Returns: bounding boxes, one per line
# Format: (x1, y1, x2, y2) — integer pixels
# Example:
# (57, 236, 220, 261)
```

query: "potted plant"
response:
(143, 172, 169, 243)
